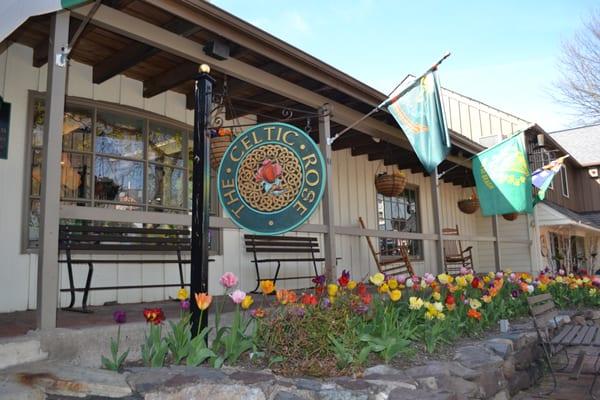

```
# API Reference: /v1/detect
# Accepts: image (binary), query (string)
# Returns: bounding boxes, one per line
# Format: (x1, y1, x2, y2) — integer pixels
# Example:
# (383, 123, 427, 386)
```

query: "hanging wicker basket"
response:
(210, 134, 232, 170)
(375, 170, 407, 197)
(502, 212, 519, 221)
(457, 198, 480, 214)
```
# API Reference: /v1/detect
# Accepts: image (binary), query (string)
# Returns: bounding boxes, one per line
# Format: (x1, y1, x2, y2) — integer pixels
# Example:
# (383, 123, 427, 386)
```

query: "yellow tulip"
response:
(347, 280, 357, 290)
(437, 273, 453, 285)
(432, 291, 441, 301)
(388, 278, 398, 290)
(241, 295, 254, 310)
(409, 296, 424, 310)
(370, 272, 385, 286)
(469, 298, 482, 310)
(389, 289, 402, 302)
(177, 287, 188, 301)
(378, 283, 389, 294)
(456, 276, 467, 287)
(327, 283, 339, 297)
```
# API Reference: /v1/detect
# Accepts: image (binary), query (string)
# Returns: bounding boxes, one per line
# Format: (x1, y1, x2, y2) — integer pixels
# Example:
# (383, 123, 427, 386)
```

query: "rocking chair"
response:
(442, 225, 474, 275)
(358, 217, 415, 276)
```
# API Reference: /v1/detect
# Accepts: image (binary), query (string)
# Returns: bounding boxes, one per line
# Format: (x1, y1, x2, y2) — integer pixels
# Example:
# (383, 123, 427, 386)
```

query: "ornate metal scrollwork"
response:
(281, 108, 294, 120)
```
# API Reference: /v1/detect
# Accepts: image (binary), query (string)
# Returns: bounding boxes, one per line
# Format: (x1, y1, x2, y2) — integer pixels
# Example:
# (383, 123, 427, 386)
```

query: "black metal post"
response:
(190, 66, 214, 337)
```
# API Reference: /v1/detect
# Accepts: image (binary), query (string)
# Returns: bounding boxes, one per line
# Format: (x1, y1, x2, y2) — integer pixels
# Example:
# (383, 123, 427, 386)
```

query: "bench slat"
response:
(530, 301, 556, 317)
(60, 283, 187, 292)
(245, 235, 317, 242)
(527, 293, 552, 305)
(59, 259, 191, 264)
(245, 240, 319, 247)
(255, 257, 325, 263)
(247, 248, 320, 253)
(60, 234, 190, 243)
(61, 244, 191, 252)
(60, 225, 190, 235)
(572, 326, 591, 345)
(583, 326, 599, 345)
(552, 325, 575, 344)
(562, 325, 584, 344)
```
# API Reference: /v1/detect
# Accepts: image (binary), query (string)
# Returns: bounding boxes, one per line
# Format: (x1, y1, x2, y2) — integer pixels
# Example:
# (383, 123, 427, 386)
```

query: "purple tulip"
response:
(180, 299, 190, 311)
(511, 290, 519, 298)
(312, 274, 326, 286)
(113, 310, 126, 324)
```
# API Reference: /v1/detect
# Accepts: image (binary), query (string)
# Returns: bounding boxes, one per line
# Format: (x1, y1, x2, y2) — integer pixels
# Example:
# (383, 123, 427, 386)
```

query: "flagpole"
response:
(328, 52, 451, 145)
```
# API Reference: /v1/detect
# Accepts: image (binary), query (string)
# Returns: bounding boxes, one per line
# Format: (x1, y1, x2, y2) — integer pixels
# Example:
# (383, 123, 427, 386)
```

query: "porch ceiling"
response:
(4, 0, 481, 182)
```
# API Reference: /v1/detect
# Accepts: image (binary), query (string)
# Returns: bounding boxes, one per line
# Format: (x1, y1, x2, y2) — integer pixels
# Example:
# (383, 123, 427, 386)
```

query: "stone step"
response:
(0, 338, 47, 370)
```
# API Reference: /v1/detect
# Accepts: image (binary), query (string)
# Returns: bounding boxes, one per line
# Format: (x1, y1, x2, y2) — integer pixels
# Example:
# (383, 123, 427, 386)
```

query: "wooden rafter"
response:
(93, 18, 200, 84)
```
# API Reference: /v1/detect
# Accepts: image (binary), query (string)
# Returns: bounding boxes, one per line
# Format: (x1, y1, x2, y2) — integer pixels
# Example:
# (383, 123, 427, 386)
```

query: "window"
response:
(561, 165, 569, 197)
(26, 94, 221, 253)
(377, 187, 422, 260)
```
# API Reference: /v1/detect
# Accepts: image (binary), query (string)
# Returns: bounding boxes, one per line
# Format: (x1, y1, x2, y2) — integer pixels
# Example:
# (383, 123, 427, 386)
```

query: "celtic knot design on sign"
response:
(237, 144, 302, 212)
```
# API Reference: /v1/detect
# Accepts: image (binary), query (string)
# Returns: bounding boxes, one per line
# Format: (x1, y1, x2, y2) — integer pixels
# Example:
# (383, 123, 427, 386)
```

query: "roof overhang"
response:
(536, 203, 600, 234)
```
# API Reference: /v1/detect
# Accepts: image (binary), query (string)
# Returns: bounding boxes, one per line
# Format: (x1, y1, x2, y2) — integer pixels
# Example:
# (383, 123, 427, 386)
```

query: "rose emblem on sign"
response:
(255, 159, 285, 196)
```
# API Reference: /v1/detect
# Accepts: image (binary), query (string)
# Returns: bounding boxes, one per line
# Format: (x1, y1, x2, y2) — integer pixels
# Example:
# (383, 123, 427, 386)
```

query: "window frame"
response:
(561, 165, 569, 198)
(375, 184, 423, 261)
(22, 91, 222, 255)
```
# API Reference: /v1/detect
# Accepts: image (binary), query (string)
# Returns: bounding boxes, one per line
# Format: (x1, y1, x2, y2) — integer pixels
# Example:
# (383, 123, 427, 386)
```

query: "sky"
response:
(212, 0, 598, 132)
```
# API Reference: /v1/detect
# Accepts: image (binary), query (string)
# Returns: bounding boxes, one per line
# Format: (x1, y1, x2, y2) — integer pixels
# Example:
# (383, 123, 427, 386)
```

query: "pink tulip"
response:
(396, 274, 408, 284)
(219, 272, 238, 289)
(424, 273, 435, 285)
(229, 289, 246, 304)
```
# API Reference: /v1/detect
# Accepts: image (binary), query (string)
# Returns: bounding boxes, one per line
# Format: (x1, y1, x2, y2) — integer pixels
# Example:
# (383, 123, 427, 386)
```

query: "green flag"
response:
(472, 132, 532, 216)
(384, 71, 450, 173)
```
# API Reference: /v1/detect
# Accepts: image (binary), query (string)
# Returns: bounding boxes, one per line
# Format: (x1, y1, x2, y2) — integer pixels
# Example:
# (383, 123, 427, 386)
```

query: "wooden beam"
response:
(37, 10, 69, 330)
(351, 143, 385, 157)
(318, 104, 336, 282)
(331, 133, 373, 151)
(32, 20, 82, 68)
(93, 18, 200, 84)
(144, 61, 197, 98)
(71, 4, 471, 168)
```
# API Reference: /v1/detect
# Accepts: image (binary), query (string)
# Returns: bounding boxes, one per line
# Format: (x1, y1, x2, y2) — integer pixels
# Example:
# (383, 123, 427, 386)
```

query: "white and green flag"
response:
(1, 0, 90, 43)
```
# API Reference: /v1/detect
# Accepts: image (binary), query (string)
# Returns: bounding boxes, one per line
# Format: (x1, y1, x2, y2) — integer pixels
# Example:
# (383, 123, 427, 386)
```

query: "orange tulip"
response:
(194, 292, 212, 311)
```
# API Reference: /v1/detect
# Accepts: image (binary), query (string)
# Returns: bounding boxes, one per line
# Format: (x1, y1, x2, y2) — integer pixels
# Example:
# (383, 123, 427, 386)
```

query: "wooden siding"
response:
(0, 43, 534, 312)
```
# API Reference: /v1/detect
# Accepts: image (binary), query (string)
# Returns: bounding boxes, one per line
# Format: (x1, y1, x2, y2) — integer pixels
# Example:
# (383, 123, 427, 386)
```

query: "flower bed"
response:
(101, 268, 600, 378)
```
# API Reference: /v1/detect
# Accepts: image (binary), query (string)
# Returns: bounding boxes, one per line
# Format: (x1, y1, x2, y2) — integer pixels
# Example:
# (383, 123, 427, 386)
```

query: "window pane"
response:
(28, 199, 40, 246)
(61, 152, 92, 199)
(94, 156, 144, 204)
(377, 189, 422, 259)
(149, 123, 184, 167)
(63, 105, 92, 152)
(32, 99, 45, 147)
(31, 148, 42, 197)
(148, 164, 184, 208)
(95, 111, 144, 159)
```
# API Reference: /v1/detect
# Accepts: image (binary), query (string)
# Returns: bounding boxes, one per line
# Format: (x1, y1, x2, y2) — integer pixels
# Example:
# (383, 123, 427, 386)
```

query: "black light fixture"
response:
(203, 40, 230, 61)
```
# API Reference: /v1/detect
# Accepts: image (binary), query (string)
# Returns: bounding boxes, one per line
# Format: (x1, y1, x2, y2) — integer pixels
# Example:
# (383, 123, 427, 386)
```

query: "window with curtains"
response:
(376, 186, 423, 260)
(25, 94, 220, 253)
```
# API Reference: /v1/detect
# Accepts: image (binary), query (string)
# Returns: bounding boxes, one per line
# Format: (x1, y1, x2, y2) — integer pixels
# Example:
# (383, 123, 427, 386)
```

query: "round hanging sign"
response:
(217, 122, 326, 235)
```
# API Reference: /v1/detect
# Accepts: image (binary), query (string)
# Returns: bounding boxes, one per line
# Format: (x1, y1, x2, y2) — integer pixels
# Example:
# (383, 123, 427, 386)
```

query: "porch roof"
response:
(538, 201, 600, 234)
(3, 0, 482, 186)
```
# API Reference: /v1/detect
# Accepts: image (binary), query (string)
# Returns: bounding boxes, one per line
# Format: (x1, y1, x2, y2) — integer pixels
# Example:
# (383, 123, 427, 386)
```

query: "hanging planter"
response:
(210, 128, 233, 170)
(375, 169, 407, 197)
(502, 212, 519, 221)
(457, 189, 479, 214)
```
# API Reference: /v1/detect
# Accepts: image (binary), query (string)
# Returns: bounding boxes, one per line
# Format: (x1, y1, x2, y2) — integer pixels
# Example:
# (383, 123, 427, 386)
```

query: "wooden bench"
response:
(59, 224, 192, 312)
(528, 293, 600, 396)
(244, 234, 324, 293)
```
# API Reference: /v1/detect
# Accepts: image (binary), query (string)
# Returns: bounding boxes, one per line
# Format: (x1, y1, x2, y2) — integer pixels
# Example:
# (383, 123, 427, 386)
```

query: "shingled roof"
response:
(550, 124, 600, 167)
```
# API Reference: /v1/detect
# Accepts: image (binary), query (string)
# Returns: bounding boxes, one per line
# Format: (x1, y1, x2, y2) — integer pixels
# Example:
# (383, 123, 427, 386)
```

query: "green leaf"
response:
(186, 348, 216, 367)
(268, 355, 285, 368)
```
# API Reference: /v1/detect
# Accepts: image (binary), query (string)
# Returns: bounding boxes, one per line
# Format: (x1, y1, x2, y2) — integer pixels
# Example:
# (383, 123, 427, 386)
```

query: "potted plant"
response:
(210, 128, 233, 170)
(502, 212, 519, 221)
(457, 191, 479, 214)
(375, 169, 406, 197)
